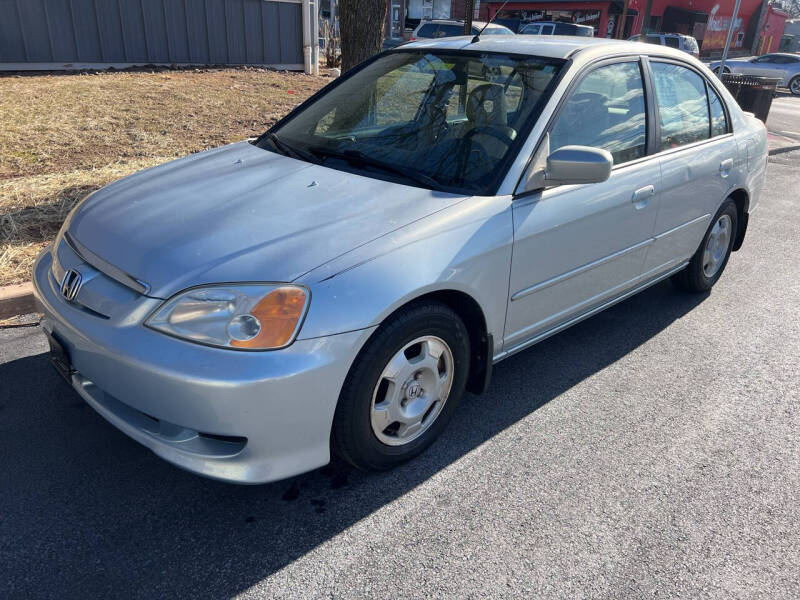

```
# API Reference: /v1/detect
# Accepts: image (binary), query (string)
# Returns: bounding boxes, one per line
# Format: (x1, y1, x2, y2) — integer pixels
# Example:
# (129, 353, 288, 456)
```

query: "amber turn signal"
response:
(230, 286, 308, 349)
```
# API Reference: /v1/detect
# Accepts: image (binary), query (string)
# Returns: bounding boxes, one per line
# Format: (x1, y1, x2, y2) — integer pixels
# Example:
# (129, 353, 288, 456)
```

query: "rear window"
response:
(645, 35, 662, 45)
(664, 36, 680, 48)
(417, 24, 437, 37)
(438, 24, 464, 37)
(482, 26, 513, 35)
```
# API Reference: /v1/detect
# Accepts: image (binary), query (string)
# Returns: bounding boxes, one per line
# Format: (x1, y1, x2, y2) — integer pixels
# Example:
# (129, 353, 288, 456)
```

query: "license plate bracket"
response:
(45, 330, 75, 383)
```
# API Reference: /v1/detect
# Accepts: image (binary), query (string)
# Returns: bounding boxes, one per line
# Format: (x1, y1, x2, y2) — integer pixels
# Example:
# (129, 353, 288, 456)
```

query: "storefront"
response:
(626, 0, 786, 54)
(407, 0, 452, 28)
(467, 1, 636, 38)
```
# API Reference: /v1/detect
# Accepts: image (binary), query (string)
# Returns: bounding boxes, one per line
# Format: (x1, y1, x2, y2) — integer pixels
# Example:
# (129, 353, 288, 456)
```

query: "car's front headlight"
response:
(146, 284, 309, 350)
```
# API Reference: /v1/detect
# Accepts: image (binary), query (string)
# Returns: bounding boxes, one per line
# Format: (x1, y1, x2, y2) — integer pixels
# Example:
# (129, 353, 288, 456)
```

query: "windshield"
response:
(258, 50, 564, 195)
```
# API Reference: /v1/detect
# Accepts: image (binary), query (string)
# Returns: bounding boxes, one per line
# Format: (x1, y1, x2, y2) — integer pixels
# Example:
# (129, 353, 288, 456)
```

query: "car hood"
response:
(66, 142, 465, 298)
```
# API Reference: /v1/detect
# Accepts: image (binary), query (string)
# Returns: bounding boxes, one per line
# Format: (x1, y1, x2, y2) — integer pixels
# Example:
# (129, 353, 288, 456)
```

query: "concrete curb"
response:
(0, 283, 36, 320)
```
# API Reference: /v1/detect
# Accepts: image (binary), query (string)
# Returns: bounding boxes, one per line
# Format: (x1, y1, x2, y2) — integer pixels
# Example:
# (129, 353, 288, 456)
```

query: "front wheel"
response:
(331, 301, 470, 471)
(671, 200, 738, 293)
(789, 75, 800, 97)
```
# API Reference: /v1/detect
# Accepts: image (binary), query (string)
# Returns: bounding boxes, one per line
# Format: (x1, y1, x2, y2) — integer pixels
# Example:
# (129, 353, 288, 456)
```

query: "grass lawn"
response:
(0, 67, 328, 286)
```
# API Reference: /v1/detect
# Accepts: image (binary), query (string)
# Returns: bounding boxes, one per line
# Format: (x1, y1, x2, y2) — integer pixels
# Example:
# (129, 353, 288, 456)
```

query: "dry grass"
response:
(0, 68, 327, 286)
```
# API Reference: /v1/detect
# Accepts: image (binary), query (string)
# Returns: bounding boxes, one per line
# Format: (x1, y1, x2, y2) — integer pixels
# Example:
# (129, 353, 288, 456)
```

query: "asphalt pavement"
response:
(2, 111, 799, 598)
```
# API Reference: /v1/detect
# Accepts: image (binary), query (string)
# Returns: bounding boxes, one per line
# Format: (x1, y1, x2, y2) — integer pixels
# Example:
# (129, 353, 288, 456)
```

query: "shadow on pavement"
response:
(1, 280, 706, 597)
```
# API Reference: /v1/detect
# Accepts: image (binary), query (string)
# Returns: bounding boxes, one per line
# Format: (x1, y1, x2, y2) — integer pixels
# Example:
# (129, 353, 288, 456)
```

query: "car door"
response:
(505, 59, 660, 349)
(745, 55, 776, 76)
(764, 55, 793, 82)
(643, 59, 738, 272)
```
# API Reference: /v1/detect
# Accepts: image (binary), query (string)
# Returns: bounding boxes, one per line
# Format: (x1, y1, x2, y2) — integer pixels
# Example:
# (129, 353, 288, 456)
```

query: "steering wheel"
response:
(462, 125, 516, 149)
(457, 125, 517, 173)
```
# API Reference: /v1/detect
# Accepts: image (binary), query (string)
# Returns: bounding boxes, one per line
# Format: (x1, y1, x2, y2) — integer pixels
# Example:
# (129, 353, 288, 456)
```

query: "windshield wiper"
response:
(308, 146, 442, 190)
(265, 132, 318, 164)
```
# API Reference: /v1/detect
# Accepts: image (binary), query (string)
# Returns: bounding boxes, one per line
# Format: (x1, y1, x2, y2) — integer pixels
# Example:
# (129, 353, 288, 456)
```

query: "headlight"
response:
(146, 284, 309, 350)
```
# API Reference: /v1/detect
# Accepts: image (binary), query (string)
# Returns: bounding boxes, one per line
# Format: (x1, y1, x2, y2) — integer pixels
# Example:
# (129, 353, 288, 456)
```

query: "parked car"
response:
(710, 53, 800, 96)
(34, 36, 767, 483)
(519, 21, 594, 37)
(409, 19, 514, 41)
(628, 33, 700, 58)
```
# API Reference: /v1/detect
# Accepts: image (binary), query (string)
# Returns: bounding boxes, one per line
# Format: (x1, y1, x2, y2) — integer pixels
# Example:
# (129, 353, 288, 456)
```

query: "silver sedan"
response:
(710, 53, 800, 95)
(34, 36, 767, 483)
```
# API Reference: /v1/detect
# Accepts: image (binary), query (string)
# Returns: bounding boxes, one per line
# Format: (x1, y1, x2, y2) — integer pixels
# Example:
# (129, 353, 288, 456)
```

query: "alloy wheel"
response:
(702, 214, 732, 278)
(370, 336, 454, 446)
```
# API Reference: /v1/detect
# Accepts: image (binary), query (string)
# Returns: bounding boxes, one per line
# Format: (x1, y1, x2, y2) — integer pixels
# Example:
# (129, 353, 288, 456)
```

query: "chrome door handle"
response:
(632, 185, 655, 208)
(719, 158, 734, 177)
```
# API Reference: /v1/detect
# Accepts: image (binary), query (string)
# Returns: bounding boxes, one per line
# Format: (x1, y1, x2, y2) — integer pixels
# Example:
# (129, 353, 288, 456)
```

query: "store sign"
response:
(574, 11, 601, 24)
(704, 3, 744, 49)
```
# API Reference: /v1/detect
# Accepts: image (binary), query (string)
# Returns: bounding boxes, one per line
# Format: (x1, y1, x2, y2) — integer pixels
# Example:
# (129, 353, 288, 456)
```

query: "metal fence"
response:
(0, 0, 306, 70)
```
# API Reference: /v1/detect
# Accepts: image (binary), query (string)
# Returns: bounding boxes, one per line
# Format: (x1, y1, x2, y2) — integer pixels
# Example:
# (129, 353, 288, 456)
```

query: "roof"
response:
(635, 32, 697, 38)
(420, 20, 508, 29)
(399, 35, 694, 62)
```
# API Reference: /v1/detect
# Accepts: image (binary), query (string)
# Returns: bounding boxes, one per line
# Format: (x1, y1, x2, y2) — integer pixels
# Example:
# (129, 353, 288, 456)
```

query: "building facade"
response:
(449, 0, 787, 56)
(1, 0, 319, 73)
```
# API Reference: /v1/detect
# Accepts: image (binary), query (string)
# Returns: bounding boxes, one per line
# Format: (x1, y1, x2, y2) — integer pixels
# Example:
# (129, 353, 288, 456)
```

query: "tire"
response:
(331, 300, 470, 471)
(671, 200, 738, 293)
(789, 75, 800, 97)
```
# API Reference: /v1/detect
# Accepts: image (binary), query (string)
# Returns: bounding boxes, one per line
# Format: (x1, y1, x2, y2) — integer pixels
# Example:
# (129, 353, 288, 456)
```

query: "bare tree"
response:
(339, 0, 387, 72)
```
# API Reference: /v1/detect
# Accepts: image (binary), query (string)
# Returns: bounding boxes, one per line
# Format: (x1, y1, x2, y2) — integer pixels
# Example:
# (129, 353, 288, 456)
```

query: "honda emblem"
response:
(60, 269, 83, 302)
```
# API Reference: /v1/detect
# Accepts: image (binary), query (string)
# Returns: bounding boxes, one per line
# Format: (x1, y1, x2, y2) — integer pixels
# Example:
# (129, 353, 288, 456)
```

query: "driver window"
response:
(549, 61, 647, 165)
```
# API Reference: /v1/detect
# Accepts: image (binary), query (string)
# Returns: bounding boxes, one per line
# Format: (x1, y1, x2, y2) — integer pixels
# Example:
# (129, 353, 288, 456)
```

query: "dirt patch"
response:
(0, 67, 327, 285)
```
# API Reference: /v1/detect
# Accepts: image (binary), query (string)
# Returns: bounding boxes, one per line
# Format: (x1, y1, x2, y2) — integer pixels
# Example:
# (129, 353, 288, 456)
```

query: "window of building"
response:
(549, 61, 647, 165)
(651, 62, 710, 150)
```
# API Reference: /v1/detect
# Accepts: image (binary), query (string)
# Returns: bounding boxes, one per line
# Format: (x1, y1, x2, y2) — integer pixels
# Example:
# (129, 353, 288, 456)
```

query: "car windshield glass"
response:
(260, 50, 565, 195)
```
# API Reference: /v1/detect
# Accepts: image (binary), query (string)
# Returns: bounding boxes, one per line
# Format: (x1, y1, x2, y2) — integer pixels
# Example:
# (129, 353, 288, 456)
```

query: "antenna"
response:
(471, 0, 510, 43)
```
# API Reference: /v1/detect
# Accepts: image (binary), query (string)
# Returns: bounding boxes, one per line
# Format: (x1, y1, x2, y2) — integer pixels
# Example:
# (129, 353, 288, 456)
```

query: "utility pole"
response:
(464, 0, 475, 34)
(718, 0, 743, 77)
(616, 0, 629, 38)
(641, 0, 654, 34)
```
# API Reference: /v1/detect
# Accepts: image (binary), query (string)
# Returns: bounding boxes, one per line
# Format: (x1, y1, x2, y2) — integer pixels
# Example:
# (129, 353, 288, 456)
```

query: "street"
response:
(2, 98, 799, 598)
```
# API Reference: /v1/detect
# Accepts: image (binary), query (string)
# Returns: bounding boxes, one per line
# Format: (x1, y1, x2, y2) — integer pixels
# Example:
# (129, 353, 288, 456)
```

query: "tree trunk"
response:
(339, 0, 387, 72)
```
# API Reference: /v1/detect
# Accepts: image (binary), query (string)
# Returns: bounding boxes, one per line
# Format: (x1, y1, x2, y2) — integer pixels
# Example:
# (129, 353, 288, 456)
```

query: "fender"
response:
(295, 195, 514, 359)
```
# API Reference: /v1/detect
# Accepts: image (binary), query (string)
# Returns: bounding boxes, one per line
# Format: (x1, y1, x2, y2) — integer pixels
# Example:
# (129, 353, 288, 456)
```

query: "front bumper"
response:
(33, 249, 374, 484)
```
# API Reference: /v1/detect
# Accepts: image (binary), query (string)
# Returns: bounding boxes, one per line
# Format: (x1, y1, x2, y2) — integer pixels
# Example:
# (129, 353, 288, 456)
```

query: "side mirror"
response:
(521, 138, 613, 193)
(545, 146, 613, 186)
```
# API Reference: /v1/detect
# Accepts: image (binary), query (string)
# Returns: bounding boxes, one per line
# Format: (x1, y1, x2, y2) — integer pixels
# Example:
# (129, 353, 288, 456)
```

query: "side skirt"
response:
(492, 261, 689, 364)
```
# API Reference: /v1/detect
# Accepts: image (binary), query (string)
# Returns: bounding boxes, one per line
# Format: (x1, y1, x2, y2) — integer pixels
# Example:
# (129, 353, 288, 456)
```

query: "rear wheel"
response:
(332, 301, 470, 471)
(671, 200, 738, 293)
(790, 75, 800, 97)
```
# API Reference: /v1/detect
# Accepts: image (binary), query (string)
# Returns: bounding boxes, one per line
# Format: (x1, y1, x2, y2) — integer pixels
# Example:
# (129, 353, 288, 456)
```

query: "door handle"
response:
(632, 185, 655, 208)
(719, 158, 734, 177)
